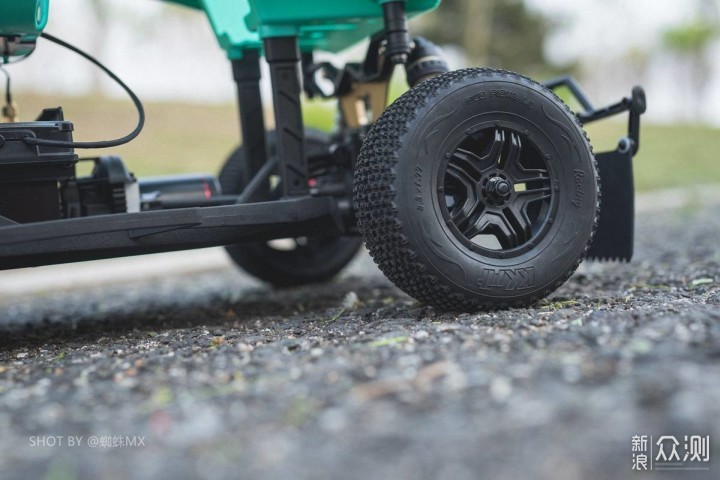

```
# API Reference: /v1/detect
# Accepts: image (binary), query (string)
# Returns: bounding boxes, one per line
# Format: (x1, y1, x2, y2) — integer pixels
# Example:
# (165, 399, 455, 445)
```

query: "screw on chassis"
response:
(0, 1, 645, 310)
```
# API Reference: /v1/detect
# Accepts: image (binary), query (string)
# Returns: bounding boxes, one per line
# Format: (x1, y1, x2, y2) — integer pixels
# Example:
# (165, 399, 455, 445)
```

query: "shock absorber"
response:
(381, 1, 449, 83)
(405, 37, 449, 87)
(382, 1, 411, 65)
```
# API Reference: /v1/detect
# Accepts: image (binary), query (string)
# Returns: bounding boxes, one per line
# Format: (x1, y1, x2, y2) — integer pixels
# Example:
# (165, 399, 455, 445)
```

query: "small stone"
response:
(489, 377, 512, 402)
(342, 291, 362, 309)
(414, 330, 430, 340)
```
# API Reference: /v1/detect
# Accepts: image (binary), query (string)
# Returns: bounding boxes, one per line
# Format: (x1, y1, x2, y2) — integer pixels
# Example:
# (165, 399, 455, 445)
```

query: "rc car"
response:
(0, 0, 645, 310)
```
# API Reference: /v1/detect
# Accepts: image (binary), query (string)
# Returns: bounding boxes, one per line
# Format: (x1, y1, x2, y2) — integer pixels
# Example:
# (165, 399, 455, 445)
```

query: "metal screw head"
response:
(496, 181, 511, 196)
(487, 177, 512, 200)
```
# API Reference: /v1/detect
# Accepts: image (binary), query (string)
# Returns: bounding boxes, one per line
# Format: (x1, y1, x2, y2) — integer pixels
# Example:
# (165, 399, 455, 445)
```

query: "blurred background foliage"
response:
(413, 0, 571, 77)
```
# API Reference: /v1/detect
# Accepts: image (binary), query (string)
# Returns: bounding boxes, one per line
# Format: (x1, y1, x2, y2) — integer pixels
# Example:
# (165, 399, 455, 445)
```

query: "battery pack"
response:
(0, 107, 78, 223)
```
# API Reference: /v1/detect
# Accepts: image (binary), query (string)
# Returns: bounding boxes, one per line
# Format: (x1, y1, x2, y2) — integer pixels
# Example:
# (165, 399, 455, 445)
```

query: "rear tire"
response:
(220, 130, 362, 287)
(353, 68, 599, 310)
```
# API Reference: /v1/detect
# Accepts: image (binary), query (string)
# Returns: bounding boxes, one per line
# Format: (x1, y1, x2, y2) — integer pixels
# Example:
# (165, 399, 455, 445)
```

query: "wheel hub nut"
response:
(487, 177, 512, 200)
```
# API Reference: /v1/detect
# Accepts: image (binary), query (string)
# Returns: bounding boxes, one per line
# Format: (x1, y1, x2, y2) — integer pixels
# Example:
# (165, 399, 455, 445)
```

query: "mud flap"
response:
(586, 147, 634, 262)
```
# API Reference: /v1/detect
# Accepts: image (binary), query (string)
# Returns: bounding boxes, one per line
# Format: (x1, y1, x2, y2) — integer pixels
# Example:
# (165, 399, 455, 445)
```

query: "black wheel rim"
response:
(438, 126, 556, 258)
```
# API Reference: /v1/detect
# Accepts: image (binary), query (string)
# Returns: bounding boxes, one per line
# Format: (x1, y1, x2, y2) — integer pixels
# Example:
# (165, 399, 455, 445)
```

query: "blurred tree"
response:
(662, 0, 719, 118)
(414, 0, 551, 74)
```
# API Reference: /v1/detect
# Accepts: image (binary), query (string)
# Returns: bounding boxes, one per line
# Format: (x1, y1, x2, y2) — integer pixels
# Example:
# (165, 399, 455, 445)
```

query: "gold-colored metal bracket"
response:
(339, 80, 389, 129)
(2, 101, 18, 123)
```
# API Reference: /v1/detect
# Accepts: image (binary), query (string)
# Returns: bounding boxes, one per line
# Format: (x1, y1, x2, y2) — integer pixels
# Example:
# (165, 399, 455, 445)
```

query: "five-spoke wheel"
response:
(441, 128, 553, 255)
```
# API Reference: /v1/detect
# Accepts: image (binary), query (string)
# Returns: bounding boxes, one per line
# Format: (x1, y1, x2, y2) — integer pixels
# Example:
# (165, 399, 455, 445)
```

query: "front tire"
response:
(353, 68, 599, 310)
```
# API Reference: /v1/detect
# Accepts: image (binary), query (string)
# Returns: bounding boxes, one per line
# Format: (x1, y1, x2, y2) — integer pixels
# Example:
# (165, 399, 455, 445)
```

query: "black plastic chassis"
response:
(0, 33, 644, 271)
(0, 196, 343, 269)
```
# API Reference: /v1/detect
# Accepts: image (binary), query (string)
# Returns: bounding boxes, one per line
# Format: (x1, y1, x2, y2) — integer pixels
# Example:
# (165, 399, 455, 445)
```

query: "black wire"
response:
(0, 65, 11, 105)
(22, 32, 145, 149)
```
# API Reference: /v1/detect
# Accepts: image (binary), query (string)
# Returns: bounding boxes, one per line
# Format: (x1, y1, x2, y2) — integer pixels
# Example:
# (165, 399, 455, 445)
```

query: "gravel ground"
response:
(0, 191, 718, 480)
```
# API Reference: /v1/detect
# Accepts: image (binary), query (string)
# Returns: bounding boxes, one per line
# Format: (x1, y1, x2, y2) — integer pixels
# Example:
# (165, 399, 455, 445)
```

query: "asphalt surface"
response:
(0, 188, 718, 480)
